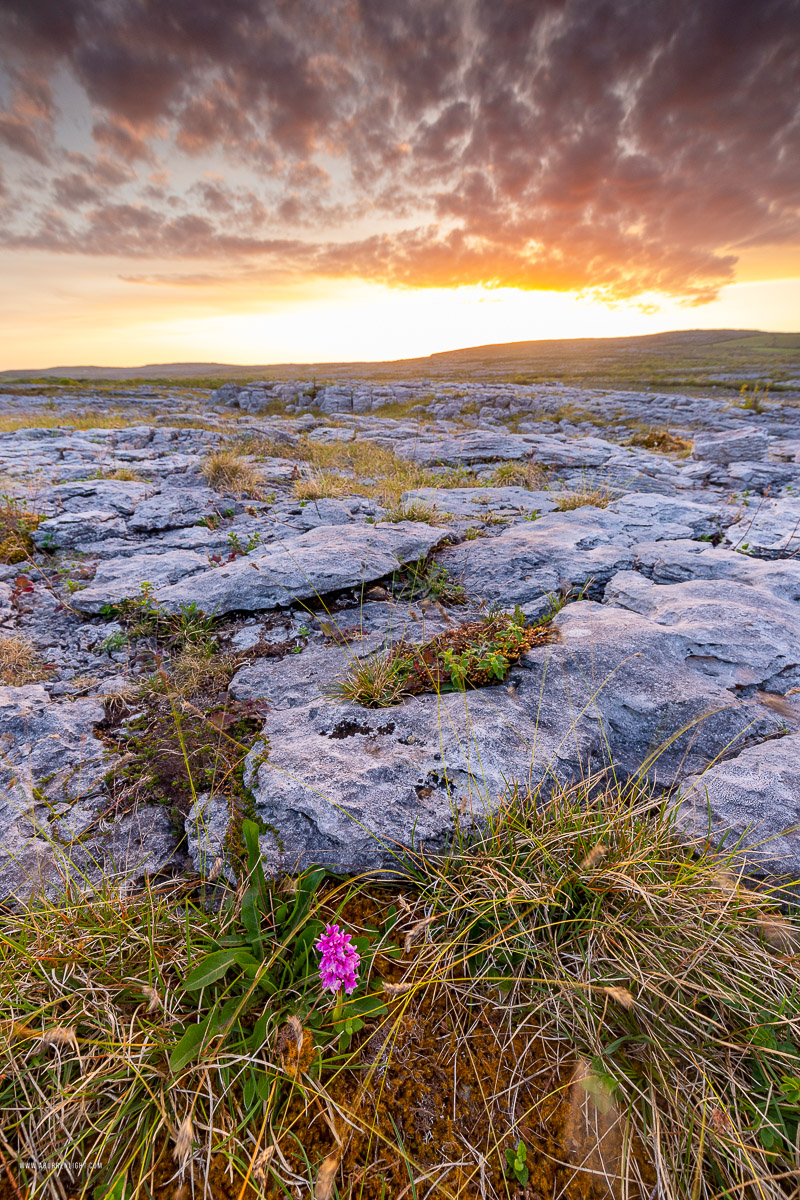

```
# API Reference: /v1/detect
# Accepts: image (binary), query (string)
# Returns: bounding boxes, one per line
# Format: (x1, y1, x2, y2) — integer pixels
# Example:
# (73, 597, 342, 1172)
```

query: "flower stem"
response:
(333, 988, 343, 1024)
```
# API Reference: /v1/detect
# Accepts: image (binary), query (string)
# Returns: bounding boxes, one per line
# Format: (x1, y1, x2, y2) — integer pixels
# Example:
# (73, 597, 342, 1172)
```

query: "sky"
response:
(0, 0, 798, 369)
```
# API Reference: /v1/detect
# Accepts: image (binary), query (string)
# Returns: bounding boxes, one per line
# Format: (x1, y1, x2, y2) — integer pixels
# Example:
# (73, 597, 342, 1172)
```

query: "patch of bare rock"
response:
(0, 380, 799, 899)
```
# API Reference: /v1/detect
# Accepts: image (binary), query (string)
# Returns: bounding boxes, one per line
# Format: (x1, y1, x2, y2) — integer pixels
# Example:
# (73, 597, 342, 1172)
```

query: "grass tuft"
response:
(553, 482, 615, 510)
(381, 499, 452, 524)
(490, 459, 552, 490)
(626, 426, 692, 454)
(0, 494, 41, 563)
(0, 634, 48, 684)
(200, 448, 265, 498)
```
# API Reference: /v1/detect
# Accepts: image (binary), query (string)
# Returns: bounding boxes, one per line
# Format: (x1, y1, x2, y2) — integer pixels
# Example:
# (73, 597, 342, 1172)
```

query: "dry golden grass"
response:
(554, 483, 615, 510)
(169, 645, 240, 694)
(490, 459, 552, 489)
(382, 499, 452, 524)
(97, 466, 145, 481)
(249, 433, 480, 502)
(0, 412, 145, 432)
(200, 448, 265, 497)
(0, 634, 46, 684)
(626, 426, 693, 455)
(293, 469, 354, 501)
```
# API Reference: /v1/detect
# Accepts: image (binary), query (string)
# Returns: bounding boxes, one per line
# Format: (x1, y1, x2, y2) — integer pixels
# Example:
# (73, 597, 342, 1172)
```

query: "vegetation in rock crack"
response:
(0, 494, 41, 563)
(490, 459, 552, 490)
(553, 482, 616, 510)
(391, 557, 466, 606)
(626, 425, 693, 454)
(329, 608, 552, 706)
(101, 582, 217, 654)
(2, 783, 800, 1199)
(381, 498, 452, 524)
(0, 633, 47, 684)
(200, 447, 266, 498)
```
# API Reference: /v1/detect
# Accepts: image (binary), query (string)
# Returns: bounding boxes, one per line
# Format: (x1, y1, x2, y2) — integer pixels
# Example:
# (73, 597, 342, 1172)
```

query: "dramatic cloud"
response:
(0, 0, 798, 303)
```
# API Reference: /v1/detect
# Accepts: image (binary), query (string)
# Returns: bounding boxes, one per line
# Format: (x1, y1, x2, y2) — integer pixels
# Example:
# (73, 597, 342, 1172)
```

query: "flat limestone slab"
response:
(675, 735, 800, 887)
(155, 521, 448, 615)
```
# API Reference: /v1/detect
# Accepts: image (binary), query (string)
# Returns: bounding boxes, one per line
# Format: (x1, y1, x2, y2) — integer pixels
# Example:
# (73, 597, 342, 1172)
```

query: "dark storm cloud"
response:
(0, 0, 798, 301)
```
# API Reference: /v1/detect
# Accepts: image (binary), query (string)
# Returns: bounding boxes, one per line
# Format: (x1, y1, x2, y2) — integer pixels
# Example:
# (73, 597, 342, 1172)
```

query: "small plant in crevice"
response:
(100, 582, 217, 655)
(626, 426, 692, 455)
(0, 494, 42, 563)
(391, 557, 465, 606)
(329, 608, 554, 707)
(381, 499, 452, 525)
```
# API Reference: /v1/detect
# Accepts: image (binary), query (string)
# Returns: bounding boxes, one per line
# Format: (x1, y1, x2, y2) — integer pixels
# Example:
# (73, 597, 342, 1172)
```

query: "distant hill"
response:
(2, 329, 799, 391)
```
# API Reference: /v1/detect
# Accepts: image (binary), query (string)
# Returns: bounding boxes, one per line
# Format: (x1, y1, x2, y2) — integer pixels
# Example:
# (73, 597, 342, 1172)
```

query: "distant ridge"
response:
(1, 329, 798, 386)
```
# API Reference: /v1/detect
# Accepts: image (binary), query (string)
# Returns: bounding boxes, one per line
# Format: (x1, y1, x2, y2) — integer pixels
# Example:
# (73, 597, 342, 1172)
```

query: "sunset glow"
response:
(1, 0, 798, 369)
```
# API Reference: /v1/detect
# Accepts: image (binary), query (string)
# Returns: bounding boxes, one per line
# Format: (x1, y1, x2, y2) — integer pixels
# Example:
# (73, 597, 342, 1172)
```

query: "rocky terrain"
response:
(1, 370, 799, 900)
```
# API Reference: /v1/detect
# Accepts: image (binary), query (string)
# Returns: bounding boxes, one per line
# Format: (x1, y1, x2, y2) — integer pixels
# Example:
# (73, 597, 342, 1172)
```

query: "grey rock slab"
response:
(693, 429, 770, 463)
(514, 601, 782, 784)
(229, 604, 455, 707)
(723, 497, 800, 558)
(155, 522, 448, 615)
(233, 689, 548, 874)
(674, 735, 800, 886)
(38, 479, 152, 516)
(0, 684, 111, 898)
(633, 540, 800, 602)
(395, 431, 612, 468)
(191, 600, 781, 877)
(604, 572, 800, 692)
(0, 684, 107, 807)
(33, 509, 127, 549)
(401, 486, 556, 519)
(73, 549, 210, 613)
(604, 492, 726, 538)
(128, 486, 229, 532)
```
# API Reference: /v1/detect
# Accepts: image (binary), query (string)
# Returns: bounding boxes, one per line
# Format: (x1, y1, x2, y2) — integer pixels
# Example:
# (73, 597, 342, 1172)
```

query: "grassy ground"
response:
(1, 781, 799, 1200)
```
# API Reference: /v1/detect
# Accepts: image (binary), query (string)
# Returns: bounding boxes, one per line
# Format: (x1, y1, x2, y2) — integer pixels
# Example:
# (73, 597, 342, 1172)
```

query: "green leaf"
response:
(184, 949, 242, 990)
(517, 1164, 529, 1186)
(342, 995, 388, 1020)
(170, 1016, 211, 1072)
(505, 1148, 515, 1168)
(249, 1012, 271, 1052)
(241, 887, 263, 952)
(94, 1174, 130, 1200)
